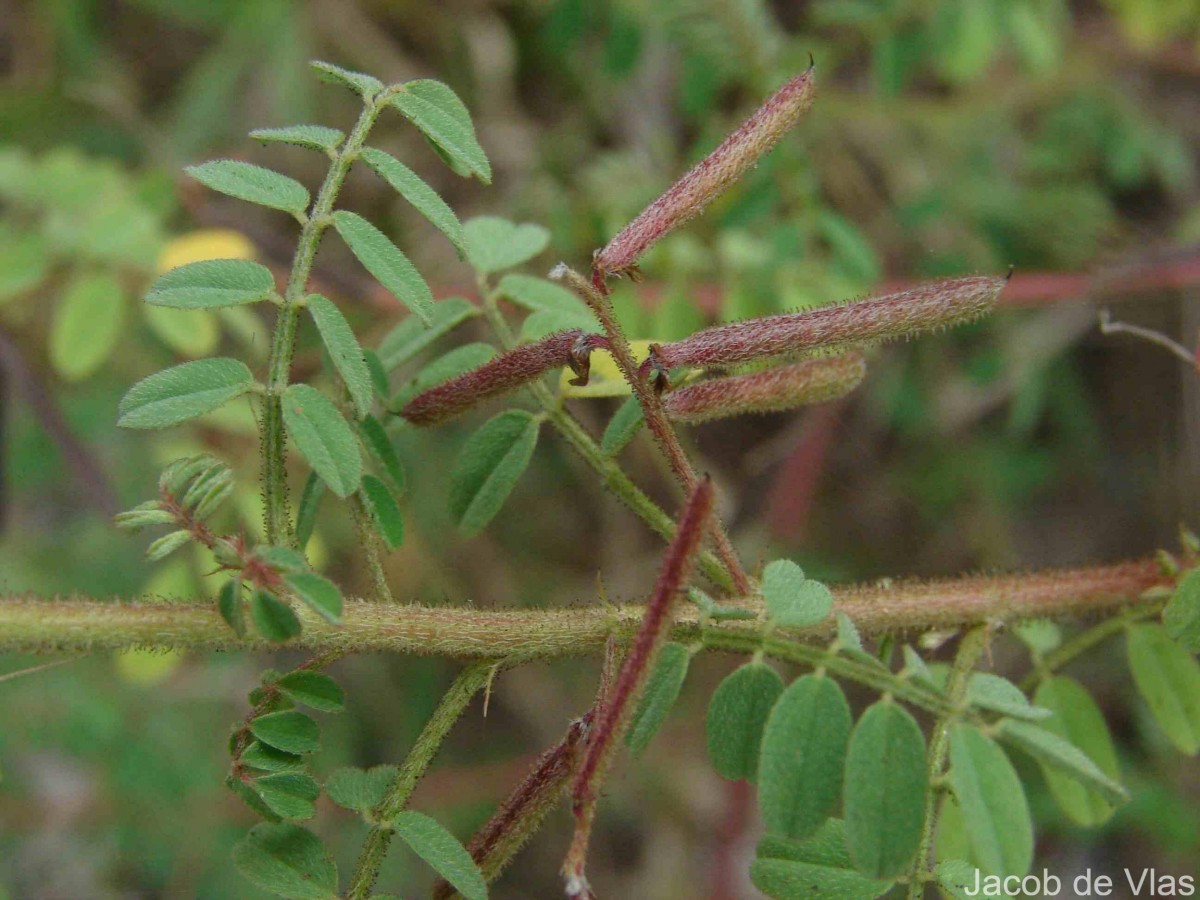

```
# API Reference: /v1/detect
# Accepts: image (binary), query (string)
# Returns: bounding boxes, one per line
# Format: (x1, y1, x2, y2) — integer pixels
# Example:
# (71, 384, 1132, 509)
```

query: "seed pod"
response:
(399, 330, 608, 426)
(646, 275, 1005, 377)
(664, 352, 866, 424)
(593, 65, 816, 283)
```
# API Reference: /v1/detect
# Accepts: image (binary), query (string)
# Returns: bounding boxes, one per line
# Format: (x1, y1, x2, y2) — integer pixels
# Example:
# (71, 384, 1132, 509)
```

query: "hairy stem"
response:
(476, 278, 734, 591)
(347, 660, 496, 899)
(554, 265, 752, 595)
(907, 627, 987, 898)
(262, 95, 386, 545)
(0, 560, 1168, 658)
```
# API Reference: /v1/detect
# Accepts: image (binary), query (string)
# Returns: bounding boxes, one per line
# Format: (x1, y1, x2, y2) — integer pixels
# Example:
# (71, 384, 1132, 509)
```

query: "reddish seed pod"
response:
(644, 275, 1005, 378)
(664, 352, 866, 424)
(399, 330, 608, 426)
(593, 65, 816, 283)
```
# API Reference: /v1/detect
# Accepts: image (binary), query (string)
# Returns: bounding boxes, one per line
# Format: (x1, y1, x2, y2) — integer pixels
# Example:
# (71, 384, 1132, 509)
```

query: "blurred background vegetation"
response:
(1, 0, 1199, 896)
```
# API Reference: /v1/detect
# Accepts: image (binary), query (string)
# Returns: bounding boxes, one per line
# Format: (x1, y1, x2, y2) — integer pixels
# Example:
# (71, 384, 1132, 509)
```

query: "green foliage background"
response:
(1, 1, 1198, 896)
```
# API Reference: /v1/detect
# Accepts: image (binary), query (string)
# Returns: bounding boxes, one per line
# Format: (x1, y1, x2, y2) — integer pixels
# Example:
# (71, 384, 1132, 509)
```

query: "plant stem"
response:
(347, 660, 496, 899)
(1017, 603, 1163, 692)
(476, 280, 734, 591)
(261, 96, 386, 545)
(0, 559, 1166, 657)
(555, 267, 752, 594)
(907, 626, 987, 898)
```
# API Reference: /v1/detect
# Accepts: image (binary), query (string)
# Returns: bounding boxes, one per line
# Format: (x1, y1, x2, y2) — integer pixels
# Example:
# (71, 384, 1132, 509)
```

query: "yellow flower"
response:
(156, 228, 256, 274)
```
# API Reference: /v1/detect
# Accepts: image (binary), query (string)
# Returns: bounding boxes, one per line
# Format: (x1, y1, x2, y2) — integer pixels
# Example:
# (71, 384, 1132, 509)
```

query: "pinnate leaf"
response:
(627, 642, 690, 755)
(332, 210, 433, 324)
(233, 823, 338, 900)
(146, 258, 276, 309)
(707, 661, 784, 782)
(282, 384, 362, 497)
(118, 358, 255, 429)
(844, 701, 927, 879)
(463, 217, 548, 274)
(306, 294, 373, 418)
(762, 560, 833, 628)
(187, 160, 309, 215)
(448, 409, 540, 536)
(361, 147, 466, 255)
(251, 125, 344, 153)
(389, 80, 491, 183)
(393, 810, 487, 900)
(758, 674, 851, 840)
(947, 724, 1033, 877)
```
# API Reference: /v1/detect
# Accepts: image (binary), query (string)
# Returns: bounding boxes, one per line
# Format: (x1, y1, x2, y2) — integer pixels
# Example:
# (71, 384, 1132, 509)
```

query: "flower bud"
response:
(399, 331, 609, 426)
(664, 352, 866, 424)
(645, 275, 1005, 376)
(593, 65, 816, 283)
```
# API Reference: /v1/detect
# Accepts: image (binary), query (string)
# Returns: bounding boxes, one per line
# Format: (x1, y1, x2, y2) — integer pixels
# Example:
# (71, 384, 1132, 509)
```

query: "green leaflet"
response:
(310, 60, 383, 100)
(761, 559, 833, 628)
(143, 303, 219, 358)
(996, 717, 1126, 806)
(251, 589, 302, 642)
(364, 348, 389, 399)
(463, 216, 549, 274)
(254, 772, 320, 821)
(295, 472, 325, 550)
(751, 820, 894, 900)
(218, 578, 246, 638)
(360, 474, 405, 549)
(1027, 677, 1122, 824)
(627, 642, 691, 755)
(241, 742, 305, 774)
(145, 258, 276, 309)
(498, 273, 592, 317)
(389, 80, 492, 183)
(359, 415, 407, 493)
(758, 674, 851, 840)
(118, 358, 255, 429)
(947, 724, 1033, 877)
(306, 294, 373, 419)
(377, 297, 477, 371)
(332, 210, 434, 324)
(392, 810, 487, 900)
(0, 229, 49, 302)
(390, 343, 497, 410)
(324, 764, 398, 815)
(360, 147, 466, 256)
(233, 823, 338, 900)
(250, 125, 345, 153)
(276, 671, 344, 713)
(1126, 624, 1200, 755)
(706, 661, 784, 782)
(448, 410, 540, 536)
(281, 384, 362, 497)
(601, 396, 646, 457)
(50, 270, 124, 381)
(283, 571, 343, 623)
(1164, 567, 1200, 652)
(186, 159, 310, 215)
(520, 308, 600, 343)
(250, 711, 321, 755)
(843, 700, 927, 879)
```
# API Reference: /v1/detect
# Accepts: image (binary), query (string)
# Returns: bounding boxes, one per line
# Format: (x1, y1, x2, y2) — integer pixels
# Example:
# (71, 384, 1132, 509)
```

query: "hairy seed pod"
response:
(664, 352, 866, 424)
(644, 275, 1005, 378)
(593, 65, 816, 283)
(400, 331, 608, 426)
